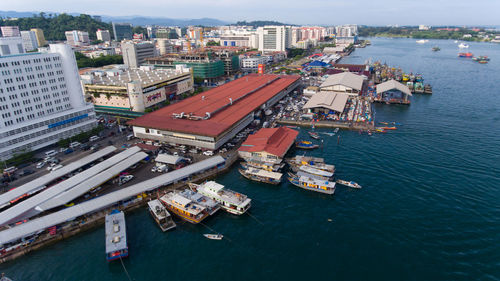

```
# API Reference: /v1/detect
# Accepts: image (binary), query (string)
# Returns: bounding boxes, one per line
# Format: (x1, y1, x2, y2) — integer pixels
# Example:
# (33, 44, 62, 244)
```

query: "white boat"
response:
(204, 234, 223, 240)
(189, 181, 251, 215)
(458, 43, 469, 49)
(179, 189, 220, 215)
(288, 174, 336, 195)
(416, 39, 429, 44)
(333, 128, 339, 134)
(298, 165, 334, 179)
(147, 199, 176, 231)
(336, 179, 362, 189)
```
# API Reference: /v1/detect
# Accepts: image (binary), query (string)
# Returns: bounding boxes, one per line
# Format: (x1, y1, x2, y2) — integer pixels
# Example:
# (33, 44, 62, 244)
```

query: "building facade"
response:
(112, 23, 133, 41)
(0, 43, 97, 160)
(0, 26, 20, 37)
(20, 31, 39, 52)
(0, 37, 24, 56)
(96, 29, 111, 42)
(257, 26, 290, 53)
(65, 30, 90, 47)
(30, 28, 47, 47)
(121, 41, 156, 68)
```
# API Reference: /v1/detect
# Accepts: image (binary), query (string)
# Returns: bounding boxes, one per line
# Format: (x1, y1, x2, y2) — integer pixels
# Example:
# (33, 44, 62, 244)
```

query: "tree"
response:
(206, 40, 220, 46)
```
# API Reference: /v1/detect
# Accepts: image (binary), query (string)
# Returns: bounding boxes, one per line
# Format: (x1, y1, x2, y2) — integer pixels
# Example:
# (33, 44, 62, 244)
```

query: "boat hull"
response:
(163, 204, 208, 224)
(287, 177, 335, 195)
(238, 168, 280, 185)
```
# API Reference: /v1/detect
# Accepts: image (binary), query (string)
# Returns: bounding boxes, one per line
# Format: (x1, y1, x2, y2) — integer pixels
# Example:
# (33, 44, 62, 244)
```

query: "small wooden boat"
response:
(381, 126, 397, 130)
(296, 140, 319, 149)
(458, 52, 473, 58)
(424, 84, 432, 94)
(432, 46, 440, 52)
(204, 234, 223, 240)
(336, 179, 362, 189)
(333, 128, 339, 134)
(308, 131, 320, 139)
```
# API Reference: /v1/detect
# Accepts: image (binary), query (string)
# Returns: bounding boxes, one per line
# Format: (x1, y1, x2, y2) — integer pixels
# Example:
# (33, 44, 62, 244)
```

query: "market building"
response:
(128, 74, 301, 150)
(238, 127, 299, 164)
(319, 72, 365, 96)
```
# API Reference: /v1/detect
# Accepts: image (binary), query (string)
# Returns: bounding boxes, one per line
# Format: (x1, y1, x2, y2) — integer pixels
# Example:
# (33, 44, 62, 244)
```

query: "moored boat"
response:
(286, 155, 325, 165)
(288, 174, 336, 194)
(189, 181, 251, 215)
(458, 52, 473, 58)
(240, 161, 284, 172)
(423, 84, 433, 94)
(179, 189, 220, 216)
(147, 199, 176, 232)
(308, 131, 320, 139)
(414, 82, 424, 93)
(204, 234, 223, 240)
(336, 179, 362, 189)
(297, 165, 334, 179)
(333, 128, 339, 134)
(160, 191, 210, 224)
(295, 140, 319, 149)
(105, 210, 128, 261)
(381, 126, 397, 130)
(238, 167, 282, 185)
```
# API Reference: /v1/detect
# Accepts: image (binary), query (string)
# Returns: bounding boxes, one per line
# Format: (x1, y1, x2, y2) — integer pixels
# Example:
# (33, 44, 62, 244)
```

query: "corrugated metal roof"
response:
(238, 127, 298, 158)
(0, 156, 225, 244)
(155, 154, 182, 165)
(0, 146, 117, 207)
(376, 79, 412, 96)
(320, 72, 364, 91)
(0, 146, 141, 226)
(303, 92, 349, 113)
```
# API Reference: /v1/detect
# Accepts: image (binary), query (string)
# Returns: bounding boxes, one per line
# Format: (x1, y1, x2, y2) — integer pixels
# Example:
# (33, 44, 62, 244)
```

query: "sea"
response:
(1, 38, 500, 281)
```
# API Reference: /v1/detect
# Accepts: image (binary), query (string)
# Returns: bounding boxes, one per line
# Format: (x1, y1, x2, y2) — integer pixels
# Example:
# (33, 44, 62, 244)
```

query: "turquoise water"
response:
(2, 38, 500, 280)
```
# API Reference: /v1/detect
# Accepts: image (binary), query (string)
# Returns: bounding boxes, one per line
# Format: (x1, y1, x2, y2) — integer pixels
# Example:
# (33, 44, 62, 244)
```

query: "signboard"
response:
(258, 64, 265, 74)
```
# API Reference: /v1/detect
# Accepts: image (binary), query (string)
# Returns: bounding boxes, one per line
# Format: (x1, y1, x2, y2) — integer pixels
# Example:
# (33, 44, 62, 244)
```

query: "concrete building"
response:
(96, 29, 111, 42)
(299, 26, 327, 41)
(0, 26, 20, 37)
(30, 28, 47, 47)
(0, 37, 24, 56)
(121, 41, 156, 68)
(240, 56, 267, 71)
(238, 127, 299, 164)
(0, 43, 97, 160)
(220, 33, 259, 49)
(335, 25, 358, 44)
(112, 23, 133, 41)
(157, 39, 174, 55)
(65, 30, 90, 47)
(82, 65, 193, 117)
(257, 26, 290, 53)
(20, 31, 39, 52)
(145, 53, 225, 81)
(128, 74, 301, 150)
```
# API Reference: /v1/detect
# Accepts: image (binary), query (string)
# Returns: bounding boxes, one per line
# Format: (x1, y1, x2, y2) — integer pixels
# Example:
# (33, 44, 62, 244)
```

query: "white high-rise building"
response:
(96, 29, 111, 42)
(20, 30, 39, 52)
(0, 43, 97, 160)
(257, 26, 290, 53)
(1, 26, 20, 37)
(0, 37, 24, 56)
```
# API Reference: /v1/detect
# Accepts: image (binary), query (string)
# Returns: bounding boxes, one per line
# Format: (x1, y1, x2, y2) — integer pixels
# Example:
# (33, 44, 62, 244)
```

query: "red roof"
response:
(238, 127, 299, 158)
(128, 74, 300, 137)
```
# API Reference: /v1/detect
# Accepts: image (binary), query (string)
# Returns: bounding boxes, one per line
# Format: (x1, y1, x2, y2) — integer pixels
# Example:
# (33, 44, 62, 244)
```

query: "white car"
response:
(50, 164, 63, 172)
(151, 166, 158, 173)
(203, 150, 214, 156)
(46, 163, 57, 171)
(36, 162, 46, 169)
(89, 135, 99, 142)
(69, 142, 81, 149)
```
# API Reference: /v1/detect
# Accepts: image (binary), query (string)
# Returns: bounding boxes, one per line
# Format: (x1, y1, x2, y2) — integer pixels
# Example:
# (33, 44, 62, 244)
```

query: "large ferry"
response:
(288, 174, 336, 195)
(160, 192, 210, 224)
(179, 189, 220, 215)
(147, 199, 176, 232)
(238, 167, 282, 185)
(105, 210, 128, 261)
(189, 181, 252, 215)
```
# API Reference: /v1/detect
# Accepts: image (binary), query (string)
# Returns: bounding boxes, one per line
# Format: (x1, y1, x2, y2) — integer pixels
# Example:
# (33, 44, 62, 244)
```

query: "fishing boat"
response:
(308, 131, 320, 139)
(414, 82, 424, 93)
(287, 156, 335, 173)
(295, 140, 319, 149)
(432, 46, 440, 52)
(288, 171, 327, 181)
(160, 191, 210, 224)
(336, 179, 362, 189)
(458, 43, 469, 48)
(288, 174, 336, 195)
(458, 52, 473, 58)
(105, 210, 128, 261)
(406, 81, 414, 92)
(240, 161, 284, 172)
(238, 167, 282, 185)
(477, 60, 488, 64)
(147, 199, 176, 232)
(381, 126, 397, 130)
(297, 165, 334, 179)
(286, 155, 325, 165)
(423, 84, 433, 94)
(379, 122, 389, 125)
(189, 181, 251, 215)
(179, 189, 220, 215)
(416, 39, 428, 44)
(375, 128, 386, 133)
(204, 234, 223, 240)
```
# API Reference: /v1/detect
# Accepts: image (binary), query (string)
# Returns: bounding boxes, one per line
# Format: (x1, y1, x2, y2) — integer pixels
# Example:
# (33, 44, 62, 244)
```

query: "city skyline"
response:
(2, 0, 500, 26)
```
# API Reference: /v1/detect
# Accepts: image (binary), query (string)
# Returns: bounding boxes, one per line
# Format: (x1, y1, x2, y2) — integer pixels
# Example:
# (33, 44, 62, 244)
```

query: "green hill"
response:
(0, 13, 113, 41)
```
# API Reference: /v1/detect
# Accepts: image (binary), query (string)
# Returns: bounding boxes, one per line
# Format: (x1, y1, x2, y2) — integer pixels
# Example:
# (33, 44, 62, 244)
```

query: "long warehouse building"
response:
(0, 146, 117, 208)
(0, 156, 226, 245)
(0, 146, 142, 226)
(128, 74, 301, 149)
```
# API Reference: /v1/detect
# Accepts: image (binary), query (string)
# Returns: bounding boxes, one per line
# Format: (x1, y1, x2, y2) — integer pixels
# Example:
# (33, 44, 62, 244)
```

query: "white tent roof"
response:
(155, 154, 182, 165)
(376, 79, 412, 96)
(303, 92, 349, 113)
(320, 72, 364, 91)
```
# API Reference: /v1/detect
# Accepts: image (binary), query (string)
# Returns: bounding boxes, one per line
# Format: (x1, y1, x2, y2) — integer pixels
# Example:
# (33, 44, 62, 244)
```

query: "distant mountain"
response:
(0, 10, 229, 27)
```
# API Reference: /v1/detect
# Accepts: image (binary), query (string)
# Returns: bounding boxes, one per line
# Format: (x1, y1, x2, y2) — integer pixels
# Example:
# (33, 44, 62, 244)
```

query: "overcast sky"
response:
(3, 0, 499, 26)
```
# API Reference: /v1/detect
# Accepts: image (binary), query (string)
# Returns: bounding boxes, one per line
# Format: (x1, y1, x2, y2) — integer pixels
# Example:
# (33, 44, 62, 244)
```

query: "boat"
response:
(286, 155, 325, 165)
(406, 81, 414, 92)
(333, 128, 339, 134)
(308, 131, 320, 139)
(432, 46, 440, 52)
(477, 60, 488, 64)
(458, 52, 473, 58)
(204, 234, 223, 240)
(179, 189, 220, 215)
(321, 132, 336, 136)
(416, 39, 428, 44)
(297, 165, 334, 179)
(379, 122, 389, 125)
(238, 167, 282, 185)
(287, 156, 335, 173)
(458, 43, 469, 48)
(240, 161, 284, 172)
(336, 179, 362, 189)
(105, 210, 128, 261)
(189, 181, 251, 215)
(295, 140, 319, 149)
(423, 84, 433, 94)
(288, 174, 336, 195)
(160, 191, 210, 224)
(375, 127, 386, 133)
(414, 82, 424, 93)
(381, 126, 397, 130)
(147, 199, 176, 232)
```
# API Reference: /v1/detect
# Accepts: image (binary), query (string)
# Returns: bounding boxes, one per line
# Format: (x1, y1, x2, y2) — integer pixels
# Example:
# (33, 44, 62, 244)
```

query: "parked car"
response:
(19, 169, 34, 177)
(119, 175, 134, 186)
(90, 144, 101, 151)
(69, 142, 81, 149)
(50, 164, 64, 172)
(64, 148, 74, 154)
(89, 135, 99, 142)
(47, 163, 57, 171)
(80, 143, 90, 151)
(156, 164, 168, 173)
(36, 162, 46, 169)
(151, 166, 158, 173)
(203, 150, 214, 156)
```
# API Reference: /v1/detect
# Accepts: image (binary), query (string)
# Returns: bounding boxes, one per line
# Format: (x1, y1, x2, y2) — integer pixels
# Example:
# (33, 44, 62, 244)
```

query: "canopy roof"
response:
(376, 79, 412, 96)
(303, 92, 349, 113)
(320, 72, 364, 91)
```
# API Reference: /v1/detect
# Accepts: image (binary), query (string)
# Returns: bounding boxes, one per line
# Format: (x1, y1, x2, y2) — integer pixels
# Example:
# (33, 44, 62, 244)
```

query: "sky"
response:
(2, 0, 500, 26)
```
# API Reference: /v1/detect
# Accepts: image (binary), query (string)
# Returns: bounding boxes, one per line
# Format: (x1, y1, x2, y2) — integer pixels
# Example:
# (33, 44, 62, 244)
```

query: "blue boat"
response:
(295, 140, 319, 150)
(105, 210, 129, 261)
